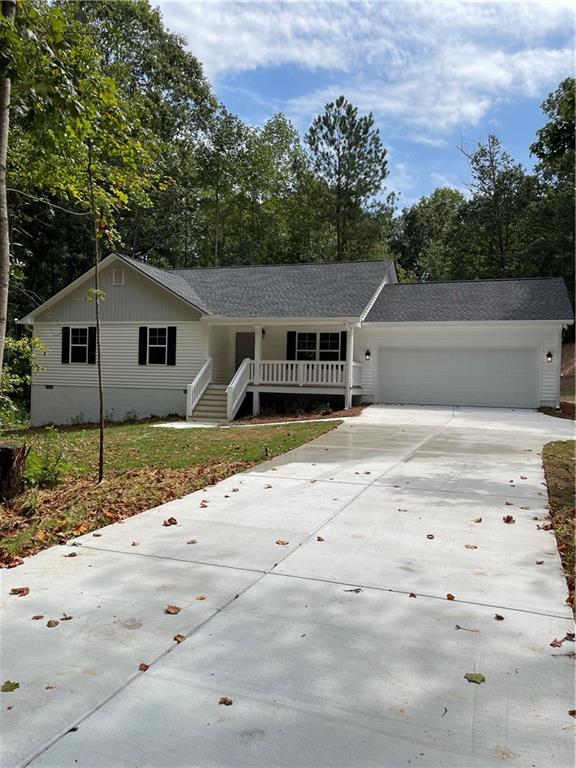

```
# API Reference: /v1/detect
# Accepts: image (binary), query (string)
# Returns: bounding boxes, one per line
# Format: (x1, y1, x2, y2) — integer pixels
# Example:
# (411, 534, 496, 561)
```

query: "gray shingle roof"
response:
(365, 278, 574, 323)
(121, 256, 396, 318)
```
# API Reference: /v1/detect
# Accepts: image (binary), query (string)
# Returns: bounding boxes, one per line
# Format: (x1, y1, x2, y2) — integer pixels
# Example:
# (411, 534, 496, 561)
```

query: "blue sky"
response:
(157, 1, 574, 208)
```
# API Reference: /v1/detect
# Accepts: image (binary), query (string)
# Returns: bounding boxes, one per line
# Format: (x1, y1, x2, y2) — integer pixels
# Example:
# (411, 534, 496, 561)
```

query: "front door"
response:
(235, 332, 255, 370)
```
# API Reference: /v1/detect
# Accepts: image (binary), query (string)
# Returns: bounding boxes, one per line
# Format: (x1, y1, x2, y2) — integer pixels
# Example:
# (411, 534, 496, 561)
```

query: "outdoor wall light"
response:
(545, 350, 553, 364)
(365, 349, 371, 361)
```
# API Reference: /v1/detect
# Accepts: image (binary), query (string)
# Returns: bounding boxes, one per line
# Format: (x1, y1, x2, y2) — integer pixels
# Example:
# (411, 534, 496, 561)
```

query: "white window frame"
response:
(147, 327, 168, 365)
(295, 331, 343, 362)
(70, 327, 89, 364)
(112, 267, 125, 286)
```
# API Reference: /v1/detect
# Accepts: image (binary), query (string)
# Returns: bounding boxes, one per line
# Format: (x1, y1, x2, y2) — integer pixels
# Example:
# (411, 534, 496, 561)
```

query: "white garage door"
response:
(376, 347, 538, 408)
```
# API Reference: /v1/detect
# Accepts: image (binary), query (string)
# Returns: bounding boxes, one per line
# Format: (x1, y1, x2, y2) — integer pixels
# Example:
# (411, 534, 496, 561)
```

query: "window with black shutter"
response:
(62, 326, 95, 364)
(139, 327, 177, 365)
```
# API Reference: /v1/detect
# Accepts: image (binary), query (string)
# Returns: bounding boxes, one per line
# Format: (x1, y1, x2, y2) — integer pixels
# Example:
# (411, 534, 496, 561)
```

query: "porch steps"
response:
(189, 384, 228, 421)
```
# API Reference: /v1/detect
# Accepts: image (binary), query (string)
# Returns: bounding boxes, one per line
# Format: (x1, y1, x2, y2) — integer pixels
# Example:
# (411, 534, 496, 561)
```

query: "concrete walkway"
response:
(1, 406, 574, 767)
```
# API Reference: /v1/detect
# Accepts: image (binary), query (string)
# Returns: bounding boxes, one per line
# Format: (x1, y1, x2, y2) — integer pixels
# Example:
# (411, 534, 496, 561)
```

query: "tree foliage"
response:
(306, 95, 390, 260)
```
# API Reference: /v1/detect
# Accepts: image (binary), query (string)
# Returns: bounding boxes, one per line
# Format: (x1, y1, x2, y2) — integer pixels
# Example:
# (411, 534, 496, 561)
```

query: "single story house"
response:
(19, 253, 573, 426)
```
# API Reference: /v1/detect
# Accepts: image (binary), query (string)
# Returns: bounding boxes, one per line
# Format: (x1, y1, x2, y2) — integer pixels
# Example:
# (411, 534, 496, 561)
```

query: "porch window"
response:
(296, 332, 317, 361)
(294, 331, 345, 362)
(319, 332, 341, 361)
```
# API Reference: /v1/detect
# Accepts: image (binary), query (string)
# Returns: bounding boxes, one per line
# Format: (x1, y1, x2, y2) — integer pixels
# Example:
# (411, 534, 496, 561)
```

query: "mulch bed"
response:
(237, 403, 368, 424)
(539, 401, 575, 420)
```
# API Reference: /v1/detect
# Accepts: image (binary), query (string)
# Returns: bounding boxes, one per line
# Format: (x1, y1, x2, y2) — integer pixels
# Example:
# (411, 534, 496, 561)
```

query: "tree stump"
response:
(0, 443, 30, 501)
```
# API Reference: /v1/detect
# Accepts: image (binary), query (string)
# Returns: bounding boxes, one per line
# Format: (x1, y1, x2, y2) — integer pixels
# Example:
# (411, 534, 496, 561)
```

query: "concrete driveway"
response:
(2, 406, 574, 768)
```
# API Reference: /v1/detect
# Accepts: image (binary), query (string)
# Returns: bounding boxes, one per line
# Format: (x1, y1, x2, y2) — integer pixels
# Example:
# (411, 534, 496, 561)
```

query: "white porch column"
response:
(345, 324, 354, 409)
(253, 325, 262, 415)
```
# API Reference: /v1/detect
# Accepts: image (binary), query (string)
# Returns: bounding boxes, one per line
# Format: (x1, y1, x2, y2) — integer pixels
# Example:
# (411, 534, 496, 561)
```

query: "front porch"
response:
(187, 323, 364, 420)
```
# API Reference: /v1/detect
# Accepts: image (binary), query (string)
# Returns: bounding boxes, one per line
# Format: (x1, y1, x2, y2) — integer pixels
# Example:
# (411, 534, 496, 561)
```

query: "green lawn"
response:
(542, 440, 575, 612)
(0, 420, 338, 565)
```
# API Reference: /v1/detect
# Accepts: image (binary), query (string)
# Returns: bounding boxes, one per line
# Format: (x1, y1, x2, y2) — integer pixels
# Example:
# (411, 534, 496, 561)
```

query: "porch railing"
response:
(249, 360, 347, 387)
(186, 358, 212, 418)
(226, 357, 251, 420)
(351, 361, 362, 387)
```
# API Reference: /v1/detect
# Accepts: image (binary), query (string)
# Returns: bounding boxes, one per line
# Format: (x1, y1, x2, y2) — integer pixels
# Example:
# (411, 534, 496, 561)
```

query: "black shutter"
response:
(340, 331, 347, 361)
(138, 327, 147, 365)
(87, 327, 96, 365)
(167, 326, 177, 366)
(61, 327, 70, 364)
(286, 331, 296, 360)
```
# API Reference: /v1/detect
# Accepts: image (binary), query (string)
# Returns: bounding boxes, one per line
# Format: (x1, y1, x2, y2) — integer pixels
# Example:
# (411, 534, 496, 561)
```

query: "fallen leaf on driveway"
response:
(1, 681, 19, 693)
(409, 592, 417, 598)
(276, 540, 289, 546)
(195, 595, 207, 601)
(187, 539, 198, 545)
(565, 632, 575, 642)
(505, 501, 514, 506)
(472, 517, 483, 523)
(535, 560, 544, 565)
(494, 614, 505, 621)
(569, 710, 576, 718)
(92, 533, 102, 537)
(163, 517, 178, 526)
(549, 638, 563, 648)
(173, 634, 186, 644)
(61, 613, 73, 621)
(219, 697, 233, 706)
(46, 620, 59, 628)
(520, 476, 527, 480)
(465, 544, 478, 550)
(520, 506, 530, 510)
(31, 615, 44, 620)
(64, 552, 77, 558)
(464, 672, 485, 685)
(426, 534, 435, 540)
(10, 587, 29, 597)
(316, 536, 324, 542)
(264, 485, 272, 489)
(502, 515, 515, 524)
(232, 488, 239, 493)
(164, 605, 181, 615)
(344, 588, 362, 593)
(138, 663, 149, 672)
(199, 500, 209, 508)
(446, 593, 455, 601)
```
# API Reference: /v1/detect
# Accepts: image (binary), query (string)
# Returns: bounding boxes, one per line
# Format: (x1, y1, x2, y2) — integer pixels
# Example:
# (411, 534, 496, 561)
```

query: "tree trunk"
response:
(0, 0, 17, 381)
(0, 443, 29, 501)
(87, 147, 105, 482)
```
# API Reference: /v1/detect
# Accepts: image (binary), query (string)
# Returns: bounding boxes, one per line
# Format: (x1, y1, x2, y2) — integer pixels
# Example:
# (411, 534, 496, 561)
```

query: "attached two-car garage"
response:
(361, 278, 572, 410)
(375, 346, 539, 408)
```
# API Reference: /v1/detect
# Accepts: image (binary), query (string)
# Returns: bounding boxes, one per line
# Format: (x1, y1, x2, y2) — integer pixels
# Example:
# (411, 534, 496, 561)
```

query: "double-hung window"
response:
(147, 327, 168, 365)
(294, 331, 345, 361)
(138, 326, 177, 366)
(61, 326, 96, 364)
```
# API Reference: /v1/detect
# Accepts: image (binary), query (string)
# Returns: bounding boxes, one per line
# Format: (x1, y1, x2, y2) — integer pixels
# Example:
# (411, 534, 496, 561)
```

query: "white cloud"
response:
(157, 1, 574, 139)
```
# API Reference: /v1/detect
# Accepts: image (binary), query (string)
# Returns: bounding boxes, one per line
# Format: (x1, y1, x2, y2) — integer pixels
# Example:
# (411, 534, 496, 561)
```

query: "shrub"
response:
(24, 426, 68, 489)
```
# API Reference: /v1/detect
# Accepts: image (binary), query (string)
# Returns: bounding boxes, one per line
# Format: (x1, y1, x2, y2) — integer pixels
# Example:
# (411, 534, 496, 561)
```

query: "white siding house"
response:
(19, 253, 572, 425)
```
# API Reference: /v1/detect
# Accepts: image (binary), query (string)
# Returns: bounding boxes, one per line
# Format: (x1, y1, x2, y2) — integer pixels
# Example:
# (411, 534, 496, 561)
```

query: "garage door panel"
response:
(376, 347, 538, 408)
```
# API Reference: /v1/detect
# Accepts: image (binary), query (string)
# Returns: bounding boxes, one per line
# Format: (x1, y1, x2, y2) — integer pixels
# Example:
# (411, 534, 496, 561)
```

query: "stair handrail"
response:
(187, 358, 212, 418)
(226, 358, 251, 420)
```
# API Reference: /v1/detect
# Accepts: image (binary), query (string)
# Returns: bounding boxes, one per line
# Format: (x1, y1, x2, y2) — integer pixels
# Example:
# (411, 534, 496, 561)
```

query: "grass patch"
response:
(0, 420, 338, 565)
(542, 440, 575, 611)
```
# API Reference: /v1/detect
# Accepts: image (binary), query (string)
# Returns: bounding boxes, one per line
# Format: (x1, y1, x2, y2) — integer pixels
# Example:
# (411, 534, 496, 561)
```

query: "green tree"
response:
(7, 0, 156, 478)
(459, 135, 537, 277)
(393, 187, 465, 280)
(305, 95, 389, 260)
